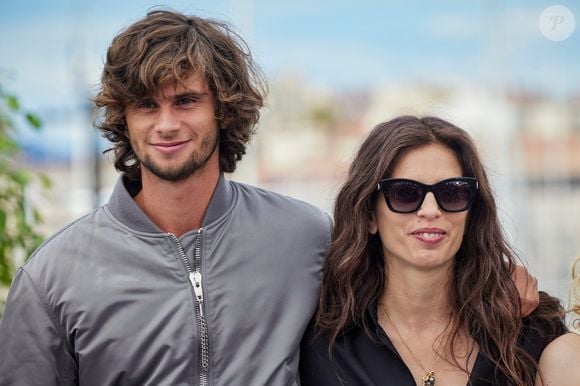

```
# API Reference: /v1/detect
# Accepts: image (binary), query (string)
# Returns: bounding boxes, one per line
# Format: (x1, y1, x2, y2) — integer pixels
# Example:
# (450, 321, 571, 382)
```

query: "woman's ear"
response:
(368, 211, 378, 235)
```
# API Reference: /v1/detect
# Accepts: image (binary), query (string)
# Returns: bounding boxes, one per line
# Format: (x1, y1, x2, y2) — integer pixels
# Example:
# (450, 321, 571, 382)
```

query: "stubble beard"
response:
(136, 132, 219, 182)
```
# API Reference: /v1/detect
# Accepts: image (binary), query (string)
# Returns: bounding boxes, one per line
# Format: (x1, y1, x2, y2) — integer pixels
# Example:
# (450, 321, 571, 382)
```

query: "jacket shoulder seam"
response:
(18, 268, 76, 382)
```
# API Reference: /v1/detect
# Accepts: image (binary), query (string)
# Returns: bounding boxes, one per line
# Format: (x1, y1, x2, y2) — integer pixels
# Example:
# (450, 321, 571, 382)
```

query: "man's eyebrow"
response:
(172, 91, 209, 99)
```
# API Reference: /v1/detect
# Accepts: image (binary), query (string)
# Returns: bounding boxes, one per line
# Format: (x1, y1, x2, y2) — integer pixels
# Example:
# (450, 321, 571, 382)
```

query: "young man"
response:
(0, 10, 331, 385)
(0, 9, 539, 386)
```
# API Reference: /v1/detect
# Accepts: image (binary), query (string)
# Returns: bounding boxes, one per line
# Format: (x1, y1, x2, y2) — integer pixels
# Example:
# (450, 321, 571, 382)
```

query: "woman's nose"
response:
(417, 192, 442, 218)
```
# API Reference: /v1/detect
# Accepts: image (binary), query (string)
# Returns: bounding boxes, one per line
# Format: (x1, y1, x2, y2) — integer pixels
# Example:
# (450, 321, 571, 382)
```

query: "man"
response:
(0, 10, 331, 385)
(0, 9, 538, 386)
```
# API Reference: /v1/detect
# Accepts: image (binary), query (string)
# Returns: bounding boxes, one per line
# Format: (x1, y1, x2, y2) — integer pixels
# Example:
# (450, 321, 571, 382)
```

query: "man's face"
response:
(124, 73, 220, 182)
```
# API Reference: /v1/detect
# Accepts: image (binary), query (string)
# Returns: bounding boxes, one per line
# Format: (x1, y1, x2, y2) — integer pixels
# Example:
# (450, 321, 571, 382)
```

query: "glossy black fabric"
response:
(300, 300, 566, 386)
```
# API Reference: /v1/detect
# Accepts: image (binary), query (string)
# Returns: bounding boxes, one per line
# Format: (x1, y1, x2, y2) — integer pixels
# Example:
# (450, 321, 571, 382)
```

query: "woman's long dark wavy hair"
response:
(93, 9, 267, 180)
(315, 116, 564, 385)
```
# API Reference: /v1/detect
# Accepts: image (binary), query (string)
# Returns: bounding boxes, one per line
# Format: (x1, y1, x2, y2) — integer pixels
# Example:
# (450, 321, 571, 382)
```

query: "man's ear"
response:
(368, 211, 378, 235)
(218, 115, 231, 130)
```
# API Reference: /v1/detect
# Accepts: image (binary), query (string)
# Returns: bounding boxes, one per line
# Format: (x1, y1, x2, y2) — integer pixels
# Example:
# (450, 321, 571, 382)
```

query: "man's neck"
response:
(134, 165, 220, 237)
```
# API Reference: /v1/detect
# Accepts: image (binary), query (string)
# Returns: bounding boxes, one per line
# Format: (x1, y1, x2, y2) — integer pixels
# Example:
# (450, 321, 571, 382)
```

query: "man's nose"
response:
(155, 106, 180, 133)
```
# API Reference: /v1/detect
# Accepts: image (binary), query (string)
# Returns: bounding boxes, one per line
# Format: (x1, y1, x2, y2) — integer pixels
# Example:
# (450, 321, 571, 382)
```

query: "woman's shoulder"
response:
(541, 331, 580, 357)
(299, 322, 384, 386)
(535, 332, 580, 386)
(299, 325, 346, 386)
(519, 292, 568, 358)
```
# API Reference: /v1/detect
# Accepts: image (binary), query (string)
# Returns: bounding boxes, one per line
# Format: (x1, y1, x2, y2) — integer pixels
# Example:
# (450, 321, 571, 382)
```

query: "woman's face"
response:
(369, 143, 468, 273)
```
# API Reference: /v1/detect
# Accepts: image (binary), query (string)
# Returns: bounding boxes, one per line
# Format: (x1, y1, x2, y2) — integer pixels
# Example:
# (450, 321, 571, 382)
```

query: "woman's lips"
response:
(411, 228, 446, 245)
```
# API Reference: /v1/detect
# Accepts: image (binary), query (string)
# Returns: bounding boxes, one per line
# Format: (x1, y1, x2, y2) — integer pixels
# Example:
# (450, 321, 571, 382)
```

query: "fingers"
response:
(513, 264, 539, 317)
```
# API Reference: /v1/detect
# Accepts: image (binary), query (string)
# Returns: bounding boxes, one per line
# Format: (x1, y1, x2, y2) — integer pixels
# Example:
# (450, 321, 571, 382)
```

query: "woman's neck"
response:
(380, 266, 453, 330)
(378, 266, 477, 385)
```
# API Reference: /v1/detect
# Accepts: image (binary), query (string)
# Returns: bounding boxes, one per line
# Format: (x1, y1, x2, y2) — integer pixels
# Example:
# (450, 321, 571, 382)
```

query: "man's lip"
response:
(151, 140, 190, 153)
(152, 140, 189, 147)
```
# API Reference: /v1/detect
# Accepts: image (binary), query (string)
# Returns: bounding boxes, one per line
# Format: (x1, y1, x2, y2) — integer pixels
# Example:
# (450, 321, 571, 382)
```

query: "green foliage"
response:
(0, 84, 50, 289)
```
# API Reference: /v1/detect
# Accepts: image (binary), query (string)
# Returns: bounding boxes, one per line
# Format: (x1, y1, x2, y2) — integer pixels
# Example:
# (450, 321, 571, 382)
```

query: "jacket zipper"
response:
(170, 229, 209, 386)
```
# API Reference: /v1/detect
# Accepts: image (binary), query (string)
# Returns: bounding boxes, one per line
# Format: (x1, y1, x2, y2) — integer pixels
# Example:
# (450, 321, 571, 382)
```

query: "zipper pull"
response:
(189, 272, 204, 302)
(189, 272, 204, 316)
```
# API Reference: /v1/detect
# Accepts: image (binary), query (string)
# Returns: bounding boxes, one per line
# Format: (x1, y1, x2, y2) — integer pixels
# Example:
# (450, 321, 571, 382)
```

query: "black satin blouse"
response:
(300, 301, 566, 386)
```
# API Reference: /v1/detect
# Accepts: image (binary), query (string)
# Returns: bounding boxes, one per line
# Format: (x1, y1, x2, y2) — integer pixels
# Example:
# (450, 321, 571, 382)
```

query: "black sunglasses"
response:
(376, 177, 478, 213)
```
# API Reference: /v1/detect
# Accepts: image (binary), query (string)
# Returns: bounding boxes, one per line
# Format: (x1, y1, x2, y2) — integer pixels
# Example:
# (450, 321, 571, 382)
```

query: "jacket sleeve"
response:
(0, 268, 76, 385)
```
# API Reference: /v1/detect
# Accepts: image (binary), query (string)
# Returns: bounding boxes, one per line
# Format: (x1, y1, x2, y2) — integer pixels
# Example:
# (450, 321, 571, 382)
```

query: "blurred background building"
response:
(1, 0, 579, 306)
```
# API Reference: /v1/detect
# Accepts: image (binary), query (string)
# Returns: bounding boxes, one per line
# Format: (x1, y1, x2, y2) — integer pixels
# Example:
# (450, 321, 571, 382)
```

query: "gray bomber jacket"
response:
(0, 175, 332, 386)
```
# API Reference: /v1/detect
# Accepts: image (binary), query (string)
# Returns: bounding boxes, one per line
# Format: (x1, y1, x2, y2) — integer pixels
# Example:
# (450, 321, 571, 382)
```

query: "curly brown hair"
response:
(93, 9, 267, 180)
(316, 115, 564, 385)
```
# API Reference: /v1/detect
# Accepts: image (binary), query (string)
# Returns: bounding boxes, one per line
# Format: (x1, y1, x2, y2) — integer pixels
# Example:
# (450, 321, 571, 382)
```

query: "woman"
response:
(300, 116, 567, 385)
(533, 257, 580, 385)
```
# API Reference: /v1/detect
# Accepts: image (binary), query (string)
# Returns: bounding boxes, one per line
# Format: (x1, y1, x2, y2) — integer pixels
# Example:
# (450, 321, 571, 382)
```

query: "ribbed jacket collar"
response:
(107, 173, 232, 233)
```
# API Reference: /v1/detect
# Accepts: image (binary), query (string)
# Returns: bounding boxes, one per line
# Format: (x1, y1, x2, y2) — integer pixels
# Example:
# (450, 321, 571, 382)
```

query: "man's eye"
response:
(135, 101, 156, 109)
(177, 97, 198, 105)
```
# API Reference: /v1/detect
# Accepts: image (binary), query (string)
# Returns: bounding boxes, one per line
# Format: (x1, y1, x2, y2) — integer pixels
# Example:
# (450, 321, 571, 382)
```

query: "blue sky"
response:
(1, 0, 579, 159)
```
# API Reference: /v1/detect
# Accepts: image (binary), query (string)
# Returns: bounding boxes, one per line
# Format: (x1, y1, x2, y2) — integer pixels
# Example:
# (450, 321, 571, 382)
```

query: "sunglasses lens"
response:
(436, 180, 473, 211)
(386, 181, 423, 213)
